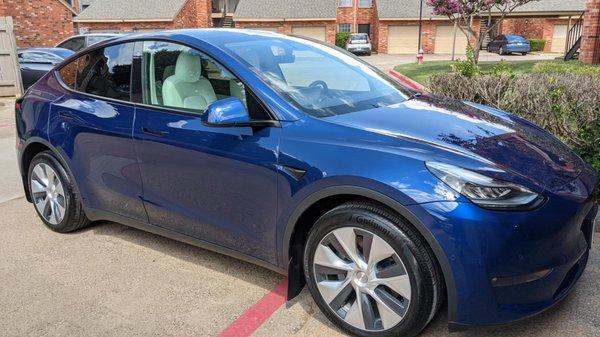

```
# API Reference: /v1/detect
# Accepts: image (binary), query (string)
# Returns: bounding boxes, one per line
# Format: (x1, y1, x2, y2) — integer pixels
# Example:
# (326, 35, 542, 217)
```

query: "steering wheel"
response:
(308, 80, 330, 100)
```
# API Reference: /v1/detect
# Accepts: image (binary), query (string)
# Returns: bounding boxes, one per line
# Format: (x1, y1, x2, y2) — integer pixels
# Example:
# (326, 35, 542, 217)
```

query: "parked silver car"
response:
(346, 33, 372, 56)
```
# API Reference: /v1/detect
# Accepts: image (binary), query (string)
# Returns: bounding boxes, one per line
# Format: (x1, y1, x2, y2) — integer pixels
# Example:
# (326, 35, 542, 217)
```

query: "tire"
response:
(521, 52, 527, 56)
(28, 151, 90, 233)
(303, 200, 444, 337)
(499, 46, 505, 55)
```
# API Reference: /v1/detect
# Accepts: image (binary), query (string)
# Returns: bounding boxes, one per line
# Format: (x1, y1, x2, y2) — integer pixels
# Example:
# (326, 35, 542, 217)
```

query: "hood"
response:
(323, 96, 584, 192)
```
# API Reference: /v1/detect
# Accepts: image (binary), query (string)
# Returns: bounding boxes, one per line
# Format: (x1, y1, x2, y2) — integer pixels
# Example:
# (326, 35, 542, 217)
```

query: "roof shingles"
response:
(75, 0, 188, 21)
(234, 0, 337, 20)
(377, 0, 587, 19)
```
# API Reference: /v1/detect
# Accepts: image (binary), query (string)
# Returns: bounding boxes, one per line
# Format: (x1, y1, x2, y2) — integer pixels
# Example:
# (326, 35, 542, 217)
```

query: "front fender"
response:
(277, 182, 458, 324)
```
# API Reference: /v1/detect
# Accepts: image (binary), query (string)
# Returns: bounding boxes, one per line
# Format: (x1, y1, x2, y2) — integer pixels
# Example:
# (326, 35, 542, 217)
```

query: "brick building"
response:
(581, 0, 600, 64)
(234, 0, 585, 55)
(74, 0, 212, 33)
(0, 0, 80, 47)
(498, 0, 587, 53)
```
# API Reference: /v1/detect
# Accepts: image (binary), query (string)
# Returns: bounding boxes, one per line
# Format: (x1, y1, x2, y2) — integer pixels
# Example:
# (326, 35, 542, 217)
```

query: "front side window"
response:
(140, 41, 247, 114)
(75, 43, 134, 100)
(339, 0, 352, 7)
(57, 37, 85, 52)
(222, 36, 411, 117)
(339, 23, 351, 33)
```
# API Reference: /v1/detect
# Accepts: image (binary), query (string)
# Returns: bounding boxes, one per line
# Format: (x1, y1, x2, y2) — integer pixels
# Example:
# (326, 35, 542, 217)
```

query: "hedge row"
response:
(428, 73, 600, 188)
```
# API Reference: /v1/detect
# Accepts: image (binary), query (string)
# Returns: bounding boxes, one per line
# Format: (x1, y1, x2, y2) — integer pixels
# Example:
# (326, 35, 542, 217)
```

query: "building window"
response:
(359, 0, 372, 7)
(339, 0, 352, 7)
(339, 23, 352, 33)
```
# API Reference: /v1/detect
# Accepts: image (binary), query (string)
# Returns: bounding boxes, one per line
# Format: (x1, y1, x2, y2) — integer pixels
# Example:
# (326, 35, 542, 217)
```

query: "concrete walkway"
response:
(361, 51, 560, 71)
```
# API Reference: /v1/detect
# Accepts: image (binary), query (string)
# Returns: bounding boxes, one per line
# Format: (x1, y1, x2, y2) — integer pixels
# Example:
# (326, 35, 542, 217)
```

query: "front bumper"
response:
(408, 181, 597, 327)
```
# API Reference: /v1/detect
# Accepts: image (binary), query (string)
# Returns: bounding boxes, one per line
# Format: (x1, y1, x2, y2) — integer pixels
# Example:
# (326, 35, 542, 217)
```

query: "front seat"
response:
(163, 52, 217, 111)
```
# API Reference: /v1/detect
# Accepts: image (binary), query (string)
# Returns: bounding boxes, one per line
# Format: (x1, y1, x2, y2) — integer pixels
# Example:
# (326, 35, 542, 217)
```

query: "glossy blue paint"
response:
(203, 97, 251, 125)
(16, 29, 598, 328)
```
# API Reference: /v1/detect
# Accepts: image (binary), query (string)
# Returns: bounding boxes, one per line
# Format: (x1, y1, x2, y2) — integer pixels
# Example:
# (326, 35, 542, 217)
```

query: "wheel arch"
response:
(282, 186, 458, 323)
(20, 138, 81, 205)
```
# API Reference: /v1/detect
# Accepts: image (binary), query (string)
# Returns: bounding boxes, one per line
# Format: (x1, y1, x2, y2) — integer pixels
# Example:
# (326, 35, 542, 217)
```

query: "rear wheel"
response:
(303, 201, 443, 337)
(499, 46, 505, 55)
(28, 151, 90, 233)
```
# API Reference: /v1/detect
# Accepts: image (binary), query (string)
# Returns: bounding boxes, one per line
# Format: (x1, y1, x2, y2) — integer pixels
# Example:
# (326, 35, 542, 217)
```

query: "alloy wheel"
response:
(30, 163, 66, 225)
(313, 227, 411, 332)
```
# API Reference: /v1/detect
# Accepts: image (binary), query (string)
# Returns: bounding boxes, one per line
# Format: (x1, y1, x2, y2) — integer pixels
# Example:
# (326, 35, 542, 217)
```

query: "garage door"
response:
(551, 24, 568, 53)
(388, 25, 420, 54)
(435, 25, 469, 54)
(292, 26, 326, 42)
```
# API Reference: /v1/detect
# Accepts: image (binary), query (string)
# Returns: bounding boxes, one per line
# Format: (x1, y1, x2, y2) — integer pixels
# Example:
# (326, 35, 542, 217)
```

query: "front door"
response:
(358, 24, 371, 37)
(132, 41, 280, 263)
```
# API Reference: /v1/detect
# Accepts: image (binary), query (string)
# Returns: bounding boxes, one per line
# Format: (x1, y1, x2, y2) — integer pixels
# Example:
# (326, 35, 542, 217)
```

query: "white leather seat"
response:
(162, 52, 217, 111)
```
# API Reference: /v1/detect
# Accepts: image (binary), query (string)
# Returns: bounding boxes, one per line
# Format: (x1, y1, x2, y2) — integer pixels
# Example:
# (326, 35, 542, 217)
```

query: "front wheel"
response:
(303, 201, 444, 337)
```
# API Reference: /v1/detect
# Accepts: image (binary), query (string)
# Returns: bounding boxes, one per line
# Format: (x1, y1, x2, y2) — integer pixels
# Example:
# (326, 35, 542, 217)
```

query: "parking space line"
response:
(218, 278, 287, 337)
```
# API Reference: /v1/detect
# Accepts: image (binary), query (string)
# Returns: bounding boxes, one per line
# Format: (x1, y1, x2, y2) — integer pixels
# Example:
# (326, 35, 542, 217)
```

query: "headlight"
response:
(426, 162, 544, 210)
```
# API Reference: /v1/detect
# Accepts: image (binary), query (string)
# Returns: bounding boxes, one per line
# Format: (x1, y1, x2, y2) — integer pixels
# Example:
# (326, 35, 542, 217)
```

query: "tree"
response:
(426, 0, 537, 63)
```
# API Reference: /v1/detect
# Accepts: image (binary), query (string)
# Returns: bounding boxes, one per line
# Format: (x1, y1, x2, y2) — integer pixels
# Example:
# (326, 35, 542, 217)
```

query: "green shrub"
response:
(532, 61, 600, 78)
(529, 39, 546, 52)
(490, 60, 514, 77)
(336, 32, 351, 48)
(450, 47, 480, 77)
(428, 72, 600, 190)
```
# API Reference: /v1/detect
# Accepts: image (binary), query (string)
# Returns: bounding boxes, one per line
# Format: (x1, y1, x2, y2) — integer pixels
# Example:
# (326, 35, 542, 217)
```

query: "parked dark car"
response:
(15, 30, 598, 337)
(487, 34, 531, 55)
(18, 48, 74, 90)
(55, 33, 121, 52)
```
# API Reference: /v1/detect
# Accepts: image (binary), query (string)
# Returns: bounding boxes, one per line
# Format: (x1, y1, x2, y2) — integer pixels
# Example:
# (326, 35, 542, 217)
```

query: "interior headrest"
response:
(175, 52, 202, 83)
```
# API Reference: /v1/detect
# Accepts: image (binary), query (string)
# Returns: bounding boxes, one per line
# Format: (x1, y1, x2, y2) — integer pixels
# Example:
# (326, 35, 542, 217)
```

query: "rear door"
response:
(49, 42, 147, 221)
(131, 40, 280, 263)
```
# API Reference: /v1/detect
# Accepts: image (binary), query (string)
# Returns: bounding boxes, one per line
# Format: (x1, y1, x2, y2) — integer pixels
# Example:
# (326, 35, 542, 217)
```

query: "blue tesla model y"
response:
(15, 29, 598, 336)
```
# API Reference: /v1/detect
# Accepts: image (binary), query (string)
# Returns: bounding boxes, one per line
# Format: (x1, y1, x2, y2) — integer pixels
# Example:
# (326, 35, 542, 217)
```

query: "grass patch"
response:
(394, 60, 549, 85)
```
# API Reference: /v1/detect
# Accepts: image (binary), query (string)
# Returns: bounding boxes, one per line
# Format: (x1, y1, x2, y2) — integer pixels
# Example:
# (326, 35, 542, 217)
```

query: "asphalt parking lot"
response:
(1, 90, 599, 336)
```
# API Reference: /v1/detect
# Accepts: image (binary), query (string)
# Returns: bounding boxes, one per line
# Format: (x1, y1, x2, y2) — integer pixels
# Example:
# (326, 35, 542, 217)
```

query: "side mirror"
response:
(203, 97, 250, 127)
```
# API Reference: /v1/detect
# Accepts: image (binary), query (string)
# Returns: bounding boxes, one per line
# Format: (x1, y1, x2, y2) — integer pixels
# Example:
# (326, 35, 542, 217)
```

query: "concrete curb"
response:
(388, 69, 430, 93)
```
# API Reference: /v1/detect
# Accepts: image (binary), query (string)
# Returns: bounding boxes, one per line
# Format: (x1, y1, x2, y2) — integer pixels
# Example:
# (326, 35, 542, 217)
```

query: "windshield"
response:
(218, 34, 411, 117)
(349, 34, 369, 44)
(51, 49, 75, 59)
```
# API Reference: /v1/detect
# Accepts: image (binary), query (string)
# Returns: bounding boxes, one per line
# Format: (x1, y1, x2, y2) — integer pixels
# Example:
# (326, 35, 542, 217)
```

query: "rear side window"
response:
(75, 43, 134, 101)
(57, 37, 85, 52)
(58, 59, 78, 89)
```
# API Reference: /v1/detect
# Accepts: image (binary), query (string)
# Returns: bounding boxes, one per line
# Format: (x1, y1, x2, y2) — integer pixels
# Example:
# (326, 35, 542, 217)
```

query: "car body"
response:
(15, 29, 598, 335)
(487, 34, 532, 55)
(55, 33, 121, 52)
(18, 48, 74, 90)
(346, 33, 372, 55)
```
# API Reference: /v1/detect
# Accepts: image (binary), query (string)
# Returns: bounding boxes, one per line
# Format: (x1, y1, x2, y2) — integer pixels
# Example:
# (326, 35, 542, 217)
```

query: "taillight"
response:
(15, 98, 22, 113)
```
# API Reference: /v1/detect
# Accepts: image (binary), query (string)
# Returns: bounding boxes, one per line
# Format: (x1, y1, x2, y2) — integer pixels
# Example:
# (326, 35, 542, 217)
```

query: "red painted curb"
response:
(218, 278, 288, 337)
(388, 69, 430, 94)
